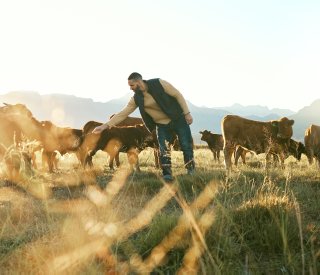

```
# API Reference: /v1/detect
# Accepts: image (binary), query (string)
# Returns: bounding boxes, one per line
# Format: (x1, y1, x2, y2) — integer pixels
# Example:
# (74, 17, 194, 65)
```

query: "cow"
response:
(221, 115, 294, 171)
(82, 116, 147, 168)
(81, 124, 153, 171)
(39, 120, 84, 172)
(1, 112, 83, 172)
(82, 116, 178, 169)
(304, 124, 320, 166)
(107, 115, 179, 168)
(199, 130, 223, 162)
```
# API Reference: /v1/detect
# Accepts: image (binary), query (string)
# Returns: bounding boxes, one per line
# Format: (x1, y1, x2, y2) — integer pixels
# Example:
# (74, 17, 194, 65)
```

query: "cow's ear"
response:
(271, 121, 279, 128)
(289, 119, 294, 126)
(199, 131, 203, 134)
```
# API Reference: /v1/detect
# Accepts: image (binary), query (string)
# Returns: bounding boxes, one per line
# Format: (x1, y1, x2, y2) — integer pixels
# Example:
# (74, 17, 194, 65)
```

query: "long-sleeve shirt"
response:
(106, 79, 190, 127)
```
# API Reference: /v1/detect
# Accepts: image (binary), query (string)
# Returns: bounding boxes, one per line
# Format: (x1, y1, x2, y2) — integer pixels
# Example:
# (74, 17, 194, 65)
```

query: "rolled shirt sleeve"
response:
(159, 79, 190, 115)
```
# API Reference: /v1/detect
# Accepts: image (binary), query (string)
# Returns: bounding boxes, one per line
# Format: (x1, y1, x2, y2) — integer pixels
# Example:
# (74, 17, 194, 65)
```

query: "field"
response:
(0, 148, 319, 274)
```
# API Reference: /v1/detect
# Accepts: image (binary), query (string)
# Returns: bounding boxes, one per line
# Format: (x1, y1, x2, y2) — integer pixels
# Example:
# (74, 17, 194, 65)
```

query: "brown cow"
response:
(304, 124, 320, 166)
(221, 115, 294, 170)
(199, 130, 223, 162)
(82, 116, 146, 167)
(82, 116, 178, 169)
(39, 120, 83, 171)
(1, 113, 83, 172)
(81, 124, 153, 170)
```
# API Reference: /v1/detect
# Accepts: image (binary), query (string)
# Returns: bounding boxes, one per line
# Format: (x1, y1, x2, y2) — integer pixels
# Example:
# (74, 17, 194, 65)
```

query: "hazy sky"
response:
(1, 0, 319, 111)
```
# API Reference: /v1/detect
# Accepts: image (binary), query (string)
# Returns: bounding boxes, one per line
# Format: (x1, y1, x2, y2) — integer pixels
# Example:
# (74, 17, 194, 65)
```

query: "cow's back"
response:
(83, 121, 103, 135)
(221, 115, 271, 151)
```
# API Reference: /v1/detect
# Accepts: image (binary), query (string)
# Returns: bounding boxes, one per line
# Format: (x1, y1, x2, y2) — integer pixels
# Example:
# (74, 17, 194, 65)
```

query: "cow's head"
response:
(199, 130, 211, 142)
(271, 117, 294, 139)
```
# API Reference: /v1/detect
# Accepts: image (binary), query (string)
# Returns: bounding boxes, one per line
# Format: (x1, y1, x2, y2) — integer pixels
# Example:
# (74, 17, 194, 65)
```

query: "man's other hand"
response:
(185, 113, 193, 125)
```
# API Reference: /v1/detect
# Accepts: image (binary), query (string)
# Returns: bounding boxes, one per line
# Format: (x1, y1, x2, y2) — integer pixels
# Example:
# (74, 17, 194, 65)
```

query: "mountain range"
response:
(1, 91, 319, 143)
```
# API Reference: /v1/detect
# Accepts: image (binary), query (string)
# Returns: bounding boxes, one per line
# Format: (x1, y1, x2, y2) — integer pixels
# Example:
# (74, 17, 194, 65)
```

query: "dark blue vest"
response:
(133, 78, 184, 132)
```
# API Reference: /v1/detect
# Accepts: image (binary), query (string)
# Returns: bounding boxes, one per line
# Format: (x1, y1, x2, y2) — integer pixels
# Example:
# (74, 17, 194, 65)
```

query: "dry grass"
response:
(0, 147, 319, 274)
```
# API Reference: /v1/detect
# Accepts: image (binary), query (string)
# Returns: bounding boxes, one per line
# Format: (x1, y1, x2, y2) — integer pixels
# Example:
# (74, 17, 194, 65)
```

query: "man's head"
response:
(128, 72, 144, 92)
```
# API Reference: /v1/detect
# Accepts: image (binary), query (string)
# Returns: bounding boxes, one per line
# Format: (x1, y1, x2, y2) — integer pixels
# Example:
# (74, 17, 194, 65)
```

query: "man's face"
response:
(128, 79, 142, 92)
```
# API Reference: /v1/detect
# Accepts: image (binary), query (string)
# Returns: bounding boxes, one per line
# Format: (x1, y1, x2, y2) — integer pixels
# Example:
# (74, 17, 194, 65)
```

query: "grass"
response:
(0, 147, 319, 274)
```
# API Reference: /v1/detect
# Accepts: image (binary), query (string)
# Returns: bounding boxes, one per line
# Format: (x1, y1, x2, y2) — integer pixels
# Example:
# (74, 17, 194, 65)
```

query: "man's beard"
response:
(133, 84, 142, 93)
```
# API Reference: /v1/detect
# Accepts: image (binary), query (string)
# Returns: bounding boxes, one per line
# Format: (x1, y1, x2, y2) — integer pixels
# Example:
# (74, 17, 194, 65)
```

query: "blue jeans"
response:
(156, 115, 195, 176)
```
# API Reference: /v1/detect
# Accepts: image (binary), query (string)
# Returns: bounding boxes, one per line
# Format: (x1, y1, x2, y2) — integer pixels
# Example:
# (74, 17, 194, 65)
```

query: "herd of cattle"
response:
(1, 103, 320, 178)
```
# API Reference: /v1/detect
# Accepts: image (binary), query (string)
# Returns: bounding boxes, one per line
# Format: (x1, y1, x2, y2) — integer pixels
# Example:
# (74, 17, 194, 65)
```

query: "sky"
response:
(1, 0, 320, 112)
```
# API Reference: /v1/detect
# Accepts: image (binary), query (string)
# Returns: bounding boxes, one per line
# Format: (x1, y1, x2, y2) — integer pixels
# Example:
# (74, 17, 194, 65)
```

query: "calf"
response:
(82, 116, 178, 169)
(82, 124, 153, 170)
(40, 120, 83, 171)
(199, 130, 223, 162)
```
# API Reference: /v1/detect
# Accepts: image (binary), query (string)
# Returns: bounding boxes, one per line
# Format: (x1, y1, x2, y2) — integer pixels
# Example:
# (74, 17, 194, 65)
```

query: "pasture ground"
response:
(0, 148, 319, 274)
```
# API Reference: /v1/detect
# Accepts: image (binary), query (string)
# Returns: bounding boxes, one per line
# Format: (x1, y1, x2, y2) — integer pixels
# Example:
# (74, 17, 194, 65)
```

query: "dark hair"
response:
(128, 72, 142, 81)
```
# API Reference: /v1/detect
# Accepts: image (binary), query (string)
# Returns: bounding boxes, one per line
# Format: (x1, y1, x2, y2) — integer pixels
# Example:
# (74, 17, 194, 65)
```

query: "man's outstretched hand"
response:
(92, 124, 109, 134)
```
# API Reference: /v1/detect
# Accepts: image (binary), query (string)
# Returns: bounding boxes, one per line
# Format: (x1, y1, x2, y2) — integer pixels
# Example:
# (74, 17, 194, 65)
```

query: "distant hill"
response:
(289, 99, 320, 141)
(213, 103, 295, 117)
(1, 91, 317, 143)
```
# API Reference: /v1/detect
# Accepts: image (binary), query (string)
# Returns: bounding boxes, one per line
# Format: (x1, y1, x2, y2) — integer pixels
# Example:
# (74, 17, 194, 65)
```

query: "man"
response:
(92, 72, 195, 182)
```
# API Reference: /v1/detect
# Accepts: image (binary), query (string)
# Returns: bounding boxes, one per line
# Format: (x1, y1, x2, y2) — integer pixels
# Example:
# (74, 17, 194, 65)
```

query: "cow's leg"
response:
(48, 153, 54, 173)
(234, 147, 241, 166)
(127, 148, 140, 172)
(223, 143, 234, 171)
(31, 152, 37, 169)
(41, 150, 47, 170)
(265, 151, 278, 169)
(42, 151, 54, 172)
(240, 150, 246, 164)
(212, 150, 217, 162)
(278, 152, 285, 169)
(84, 150, 95, 167)
(52, 152, 59, 170)
(306, 148, 314, 165)
(217, 150, 220, 162)
(114, 152, 120, 167)
(108, 155, 115, 170)
(75, 150, 83, 167)
(77, 148, 89, 167)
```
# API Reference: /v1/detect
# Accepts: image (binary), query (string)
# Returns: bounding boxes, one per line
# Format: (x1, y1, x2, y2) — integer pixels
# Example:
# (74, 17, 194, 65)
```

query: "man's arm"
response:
(160, 79, 193, 125)
(92, 97, 137, 133)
